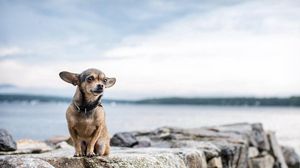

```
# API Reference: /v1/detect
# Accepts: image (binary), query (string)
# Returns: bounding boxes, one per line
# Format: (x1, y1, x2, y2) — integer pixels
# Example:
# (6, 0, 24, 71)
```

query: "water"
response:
(0, 102, 299, 153)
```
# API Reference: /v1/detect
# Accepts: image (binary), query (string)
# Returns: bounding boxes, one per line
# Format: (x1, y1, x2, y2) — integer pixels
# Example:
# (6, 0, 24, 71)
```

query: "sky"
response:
(0, 0, 299, 99)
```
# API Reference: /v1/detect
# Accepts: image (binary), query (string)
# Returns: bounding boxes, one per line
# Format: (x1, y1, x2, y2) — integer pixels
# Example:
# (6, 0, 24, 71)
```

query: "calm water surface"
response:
(0, 102, 299, 153)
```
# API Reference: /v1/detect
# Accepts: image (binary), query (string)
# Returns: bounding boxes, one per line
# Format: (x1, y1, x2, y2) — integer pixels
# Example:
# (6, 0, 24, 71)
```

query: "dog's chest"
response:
(74, 115, 101, 137)
(77, 117, 95, 125)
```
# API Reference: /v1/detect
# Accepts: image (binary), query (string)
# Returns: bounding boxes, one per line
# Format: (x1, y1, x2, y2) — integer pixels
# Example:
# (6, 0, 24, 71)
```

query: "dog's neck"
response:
(72, 87, 102, 114)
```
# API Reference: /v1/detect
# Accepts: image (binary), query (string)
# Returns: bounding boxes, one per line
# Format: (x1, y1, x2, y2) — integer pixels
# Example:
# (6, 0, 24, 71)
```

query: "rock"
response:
(281, 146, 300, 168)
(170, 140, 220, 160)
(0, 139, 52, 155)
(0, 129, 17, 152)
(45, 135, 70, 145)
(175, 148, 207, 168)
(251, 123, 270, 151)
(248, 147, 259, 158)
(110, 132, 138, 147)
(0, 157, 54, 168)
(212, 123, 270, 151)
(267, 131, 288, 168)
(0, 123, 296, 168)
(208, 157, 222, 168)
(133, 140, 151, 148)
(55, 141, 73, 150)
(183, 128, 247, 145)
(154, 127, 172, 138)
(216, 143, 235, 168)
(134, 136, 152, 148)
(134, 124, 257, 168)
(45, 147, 207, 168)
(249, 154, 274, 168)
(234, 144, 248, 168)
(45, 157, 85, 168)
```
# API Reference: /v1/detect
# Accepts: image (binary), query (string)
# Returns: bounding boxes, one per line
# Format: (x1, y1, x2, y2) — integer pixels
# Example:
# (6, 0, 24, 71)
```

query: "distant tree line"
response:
(0, 94, 71, 103)
(0, 94, 300, 106)
(0, 94, 126, 104)
(135, 97, 300, 106)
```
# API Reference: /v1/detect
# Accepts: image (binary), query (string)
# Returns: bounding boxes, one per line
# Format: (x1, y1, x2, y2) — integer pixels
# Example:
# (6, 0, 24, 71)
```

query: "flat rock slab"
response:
(0, 139, 52, 155)
(1, 147, 207, 168)
(0, 122, 296, 168)
(0, 157, 54, 168)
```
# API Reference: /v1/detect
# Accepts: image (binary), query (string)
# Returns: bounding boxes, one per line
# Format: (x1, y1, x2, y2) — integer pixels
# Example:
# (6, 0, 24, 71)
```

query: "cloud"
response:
(101, 0, 300, 97)
(0, 0, 299, 98)
(0, 47, 22, 57)
(0, 0, 206, 63)
(104, 1, 300, 58)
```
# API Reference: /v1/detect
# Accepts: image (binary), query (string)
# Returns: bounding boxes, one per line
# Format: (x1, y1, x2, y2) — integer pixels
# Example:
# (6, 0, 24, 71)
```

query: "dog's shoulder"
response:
(94, 106, 105, 118)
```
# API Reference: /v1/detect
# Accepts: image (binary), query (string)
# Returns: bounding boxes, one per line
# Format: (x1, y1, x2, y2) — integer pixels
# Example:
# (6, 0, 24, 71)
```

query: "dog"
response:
(59, 68, 116, 157)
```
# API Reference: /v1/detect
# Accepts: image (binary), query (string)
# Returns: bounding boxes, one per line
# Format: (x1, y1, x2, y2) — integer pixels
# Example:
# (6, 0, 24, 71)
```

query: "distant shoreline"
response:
(0, 93, 299, 107)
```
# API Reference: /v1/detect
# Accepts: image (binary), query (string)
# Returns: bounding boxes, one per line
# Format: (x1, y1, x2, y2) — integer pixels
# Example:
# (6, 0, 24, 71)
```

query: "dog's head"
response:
(59, 68, 116, 96)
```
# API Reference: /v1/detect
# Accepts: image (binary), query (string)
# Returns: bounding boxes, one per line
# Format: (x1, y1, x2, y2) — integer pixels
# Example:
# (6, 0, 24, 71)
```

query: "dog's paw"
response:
(73, 153, 83, 157)
(86, 152, 96, 157)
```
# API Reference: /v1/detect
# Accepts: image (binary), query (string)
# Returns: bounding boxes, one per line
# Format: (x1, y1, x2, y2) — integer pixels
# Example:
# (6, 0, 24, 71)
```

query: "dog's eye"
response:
(103, 79, 107, 83)
(87, 76, 94, 82)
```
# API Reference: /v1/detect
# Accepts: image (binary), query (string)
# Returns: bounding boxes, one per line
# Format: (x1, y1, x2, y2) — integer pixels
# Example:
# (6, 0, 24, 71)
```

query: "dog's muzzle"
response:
(92, 89, 103, 94)
(92, 84, 103, 94)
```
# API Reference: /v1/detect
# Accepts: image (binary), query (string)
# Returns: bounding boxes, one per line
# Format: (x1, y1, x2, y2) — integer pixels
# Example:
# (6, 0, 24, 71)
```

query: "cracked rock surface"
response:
(1, 123, 299, 168)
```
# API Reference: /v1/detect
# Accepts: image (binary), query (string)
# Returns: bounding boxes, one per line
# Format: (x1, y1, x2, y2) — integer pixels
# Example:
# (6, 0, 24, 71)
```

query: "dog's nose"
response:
(97, 84, 104, 90)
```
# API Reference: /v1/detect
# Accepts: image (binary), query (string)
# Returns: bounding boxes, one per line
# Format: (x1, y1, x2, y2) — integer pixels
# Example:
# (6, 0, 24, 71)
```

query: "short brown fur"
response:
(59, 68, 116, 157)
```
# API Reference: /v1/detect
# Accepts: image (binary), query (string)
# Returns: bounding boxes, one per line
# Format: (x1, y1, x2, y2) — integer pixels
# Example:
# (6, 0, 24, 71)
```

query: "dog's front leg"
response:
(87, 126, 102, 157)
(68, 126, 82, 157)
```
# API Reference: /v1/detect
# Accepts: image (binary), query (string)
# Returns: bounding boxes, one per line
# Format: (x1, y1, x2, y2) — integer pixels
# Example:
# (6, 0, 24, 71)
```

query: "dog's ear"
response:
(59, 71, 80, 86)
(104, 77, 116, 88)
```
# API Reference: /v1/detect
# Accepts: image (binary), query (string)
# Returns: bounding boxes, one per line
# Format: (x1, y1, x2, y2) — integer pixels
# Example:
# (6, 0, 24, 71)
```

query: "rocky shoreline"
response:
(0, 123, 299, 168)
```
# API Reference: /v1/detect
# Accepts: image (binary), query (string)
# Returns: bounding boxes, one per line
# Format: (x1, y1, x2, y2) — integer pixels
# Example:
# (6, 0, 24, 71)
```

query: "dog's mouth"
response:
(91, 89, 103, 96)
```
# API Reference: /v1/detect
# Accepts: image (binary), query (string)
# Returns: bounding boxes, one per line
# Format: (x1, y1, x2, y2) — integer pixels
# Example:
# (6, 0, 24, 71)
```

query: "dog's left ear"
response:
(59, 71, 80, 86)
(104, 77, 116, 88)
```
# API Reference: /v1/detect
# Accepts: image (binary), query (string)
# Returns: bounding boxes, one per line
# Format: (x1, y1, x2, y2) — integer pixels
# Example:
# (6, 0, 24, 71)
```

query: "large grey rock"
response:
(281, 146, 300, 168)
(134, 140, 151, 148)
(267, 131, 288, 168)
(110, 132, 138, 147)
(0, 129, 17, 152)
(212, 123, 270, 151)
(0, 157, 54, 168)
(1, 147, 208, 168)
(133, 124, 264, 168)
(133, 126, 252, 168)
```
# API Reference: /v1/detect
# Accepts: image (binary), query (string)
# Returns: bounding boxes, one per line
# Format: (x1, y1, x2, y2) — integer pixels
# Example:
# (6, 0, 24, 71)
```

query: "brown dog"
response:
(59, 68, 116, 157)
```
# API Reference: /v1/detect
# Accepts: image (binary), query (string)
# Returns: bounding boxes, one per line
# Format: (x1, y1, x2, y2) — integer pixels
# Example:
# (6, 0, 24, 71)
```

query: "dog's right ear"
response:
(59, 71, 79, 86)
